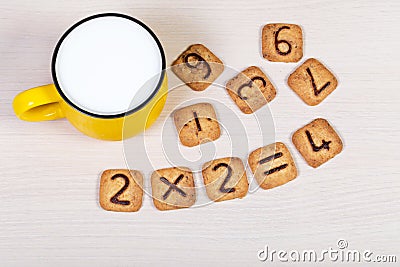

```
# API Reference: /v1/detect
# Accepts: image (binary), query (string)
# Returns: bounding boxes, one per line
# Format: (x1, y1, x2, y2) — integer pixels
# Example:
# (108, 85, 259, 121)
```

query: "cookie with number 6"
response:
(262, 23, 303, 63)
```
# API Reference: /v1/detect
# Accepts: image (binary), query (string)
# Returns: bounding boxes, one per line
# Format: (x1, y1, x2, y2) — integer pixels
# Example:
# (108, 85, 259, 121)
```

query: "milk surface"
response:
(54, 16, 163, 116)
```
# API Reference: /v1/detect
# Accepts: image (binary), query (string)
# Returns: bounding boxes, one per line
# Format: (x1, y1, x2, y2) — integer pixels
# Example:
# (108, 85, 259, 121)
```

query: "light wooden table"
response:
(1, 0, 399, 266)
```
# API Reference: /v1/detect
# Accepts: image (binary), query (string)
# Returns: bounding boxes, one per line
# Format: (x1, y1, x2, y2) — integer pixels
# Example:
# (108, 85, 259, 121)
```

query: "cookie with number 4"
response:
(292, 118, 343, 168)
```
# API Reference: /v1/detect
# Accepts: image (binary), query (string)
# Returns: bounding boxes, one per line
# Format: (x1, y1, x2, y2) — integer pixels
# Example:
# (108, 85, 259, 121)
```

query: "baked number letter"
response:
(213, 163, 236, 193)
(275, 26, 292, 56)
(110, 174, 130, 205)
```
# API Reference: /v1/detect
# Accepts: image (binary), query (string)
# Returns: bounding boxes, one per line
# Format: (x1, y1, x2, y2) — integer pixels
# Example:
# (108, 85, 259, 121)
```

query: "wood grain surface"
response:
(0, 0, 399, 266)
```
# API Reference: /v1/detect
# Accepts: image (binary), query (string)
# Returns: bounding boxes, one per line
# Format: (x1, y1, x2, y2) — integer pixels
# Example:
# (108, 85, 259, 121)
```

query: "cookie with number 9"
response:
(262, 23, 303, 63)
(172, 44, 224, 91)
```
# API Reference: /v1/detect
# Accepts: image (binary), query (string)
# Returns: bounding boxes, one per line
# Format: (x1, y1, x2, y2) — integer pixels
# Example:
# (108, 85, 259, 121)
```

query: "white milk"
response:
(54, 15, 163, 116)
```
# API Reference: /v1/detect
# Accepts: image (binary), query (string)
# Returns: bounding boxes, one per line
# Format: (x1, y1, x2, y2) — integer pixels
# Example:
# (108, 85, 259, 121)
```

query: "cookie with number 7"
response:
(288, 58, 338, 106)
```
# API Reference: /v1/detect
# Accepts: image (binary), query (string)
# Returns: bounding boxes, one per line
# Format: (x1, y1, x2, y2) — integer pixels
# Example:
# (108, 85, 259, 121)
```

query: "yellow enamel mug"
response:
(13, 13, 167, 141)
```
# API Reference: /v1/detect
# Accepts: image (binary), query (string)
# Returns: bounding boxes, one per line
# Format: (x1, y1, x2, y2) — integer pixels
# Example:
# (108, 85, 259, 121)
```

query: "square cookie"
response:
(99, 169, 144, 212)
(202, 157, 249, 202)
(288, 58, 338, 106)
(248, 142, 298, 190)
(151, 167, 196, 211)
(172, 44, 224, 91)
(292, 118, 343, 168)
(226, 66, 276, 114)
(262, 23, 303, 63)
(173, 103, 221, 147)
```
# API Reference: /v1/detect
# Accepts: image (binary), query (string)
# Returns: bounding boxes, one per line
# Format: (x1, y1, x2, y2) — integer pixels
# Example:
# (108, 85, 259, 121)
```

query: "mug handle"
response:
(13, 84, 65, 121)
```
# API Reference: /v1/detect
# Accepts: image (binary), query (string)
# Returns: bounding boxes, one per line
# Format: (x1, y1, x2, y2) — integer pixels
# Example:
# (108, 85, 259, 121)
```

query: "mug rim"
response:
(51, 12, 166, 119)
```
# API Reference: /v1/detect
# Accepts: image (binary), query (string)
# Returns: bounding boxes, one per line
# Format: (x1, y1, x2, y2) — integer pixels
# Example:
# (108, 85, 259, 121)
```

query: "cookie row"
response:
(100, 118, 343, 212)
(172, 24, 338, 111)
